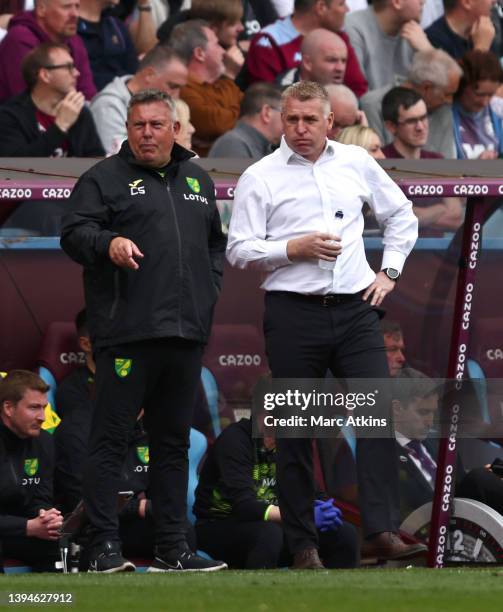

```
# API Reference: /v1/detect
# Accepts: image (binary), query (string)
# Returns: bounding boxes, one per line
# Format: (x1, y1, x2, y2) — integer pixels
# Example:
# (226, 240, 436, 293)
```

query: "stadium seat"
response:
(202, 324, 269, 426)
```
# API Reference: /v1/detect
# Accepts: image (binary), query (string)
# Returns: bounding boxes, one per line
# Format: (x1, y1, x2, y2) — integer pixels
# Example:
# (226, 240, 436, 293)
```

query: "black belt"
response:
(267, 290, 364, 307)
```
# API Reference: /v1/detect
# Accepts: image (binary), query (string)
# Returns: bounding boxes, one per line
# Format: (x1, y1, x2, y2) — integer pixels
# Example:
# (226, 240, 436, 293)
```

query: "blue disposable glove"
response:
(313, 499, 343, 532)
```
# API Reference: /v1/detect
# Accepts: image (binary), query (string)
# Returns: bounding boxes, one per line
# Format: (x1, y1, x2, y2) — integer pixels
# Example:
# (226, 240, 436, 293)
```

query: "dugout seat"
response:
(202, 324, 269, 433)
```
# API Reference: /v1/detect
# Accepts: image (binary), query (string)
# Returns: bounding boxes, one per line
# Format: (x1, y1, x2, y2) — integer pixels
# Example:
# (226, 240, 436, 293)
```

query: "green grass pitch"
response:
(2, 569, 503, 612)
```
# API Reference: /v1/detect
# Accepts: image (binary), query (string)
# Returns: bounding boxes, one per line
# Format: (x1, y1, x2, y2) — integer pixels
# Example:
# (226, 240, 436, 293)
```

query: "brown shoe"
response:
(291, 548, 325, 570)
(362, 532, 427, 561)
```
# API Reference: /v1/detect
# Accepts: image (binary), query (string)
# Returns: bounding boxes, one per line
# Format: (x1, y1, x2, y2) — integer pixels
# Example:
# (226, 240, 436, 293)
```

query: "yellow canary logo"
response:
(129, 179, 143, 188)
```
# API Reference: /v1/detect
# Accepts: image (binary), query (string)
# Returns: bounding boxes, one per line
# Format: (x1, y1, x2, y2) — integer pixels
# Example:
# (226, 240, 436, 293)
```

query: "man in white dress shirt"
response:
(227, 80, 425, 568)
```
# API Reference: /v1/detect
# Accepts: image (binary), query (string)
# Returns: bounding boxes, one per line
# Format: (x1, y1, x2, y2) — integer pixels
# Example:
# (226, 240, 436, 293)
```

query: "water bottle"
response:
(319, 210, 344, 271)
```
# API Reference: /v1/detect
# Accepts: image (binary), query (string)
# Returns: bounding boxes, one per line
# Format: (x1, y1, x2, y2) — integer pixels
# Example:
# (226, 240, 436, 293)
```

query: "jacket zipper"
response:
(165, 182, 184, 337)
(109, 270, 120, 319)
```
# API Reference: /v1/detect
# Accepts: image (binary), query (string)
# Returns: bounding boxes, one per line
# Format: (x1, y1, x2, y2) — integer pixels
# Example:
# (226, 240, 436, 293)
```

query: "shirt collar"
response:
(279, 136, 336, 165)
(395, 431, 412, 448)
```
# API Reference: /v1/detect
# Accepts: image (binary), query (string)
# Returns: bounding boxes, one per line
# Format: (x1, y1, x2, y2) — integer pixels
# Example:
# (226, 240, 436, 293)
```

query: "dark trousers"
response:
(264, 292, 400, 553)
(1, 536, 60, 572)
(83, 337, 203, 551)
(195, 519, 359, 569)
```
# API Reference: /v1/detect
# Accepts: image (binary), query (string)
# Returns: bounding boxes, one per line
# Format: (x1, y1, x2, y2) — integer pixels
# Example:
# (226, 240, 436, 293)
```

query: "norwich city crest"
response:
(115, 358, 132, 378)
(186, 177, 201, 193)
(24, 458, 39, 477)
(137, 446, 149, 464)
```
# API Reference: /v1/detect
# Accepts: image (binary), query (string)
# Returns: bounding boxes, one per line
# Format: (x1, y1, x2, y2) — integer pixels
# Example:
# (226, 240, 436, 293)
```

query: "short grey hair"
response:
(168, 19, 209, 64)
(408, 49, 462, 89)
(127, 89, 177, 120)
(281, 80, 331, 116)
(325, 83, 358, 110)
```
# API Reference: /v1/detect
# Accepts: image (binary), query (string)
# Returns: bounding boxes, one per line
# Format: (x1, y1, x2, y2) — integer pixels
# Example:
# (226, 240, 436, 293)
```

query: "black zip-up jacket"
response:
(0, 92, 105, 157)
(0, 424, 55, 537)
(60, 141, 227, 348)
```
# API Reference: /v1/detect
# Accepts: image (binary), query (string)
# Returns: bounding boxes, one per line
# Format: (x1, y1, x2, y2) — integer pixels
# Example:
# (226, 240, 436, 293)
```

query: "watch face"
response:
(385, 268, 399, 280)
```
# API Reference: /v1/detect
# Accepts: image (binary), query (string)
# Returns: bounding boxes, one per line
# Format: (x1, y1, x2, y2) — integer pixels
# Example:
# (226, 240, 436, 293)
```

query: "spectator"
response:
(382, 319, 407, 377)
(382, 87, 442, 159)
(188, 0, 245, 80)
(174, 20, 243, 157)
(426, 0, 497, 59)
(360, 48, 462, 157)
(325, 83, 367, 138)
(453, 49, 503, 159)
(174, 98, 195, 151)
(393, 367, 503, 522)
(382, 87, 464, 230)
(245, 0, 368, 97)
(0, 370, 63, 572)
(194, 418, 359, 569)
(209, 82, 283, 158)
(345, 0, 433, 91)
(90, 44, 188, 155)
(77, 0, 138, 91)
(0, 42, 104, 157)
(277, 28, 348, 88)
(336, 125, 385, 158)
(0, 0, 96, 102)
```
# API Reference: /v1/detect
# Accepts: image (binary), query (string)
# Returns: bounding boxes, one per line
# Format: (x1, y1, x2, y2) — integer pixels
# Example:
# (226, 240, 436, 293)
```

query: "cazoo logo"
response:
(218, 354, 262, 366)
(60, 352, 86, 365)
(487, 349, 503, 360)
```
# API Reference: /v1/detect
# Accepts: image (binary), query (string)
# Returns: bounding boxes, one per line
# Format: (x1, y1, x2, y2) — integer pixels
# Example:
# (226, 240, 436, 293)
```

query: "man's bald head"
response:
(325, 83, 359, 138)
(300, 28, 348, 86)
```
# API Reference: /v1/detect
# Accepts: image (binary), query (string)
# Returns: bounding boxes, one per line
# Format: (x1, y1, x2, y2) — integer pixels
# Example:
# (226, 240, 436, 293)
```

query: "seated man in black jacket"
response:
(0, 370, 63, 572)
(194, 418, 359, 569)
(0, 41, 104, 157)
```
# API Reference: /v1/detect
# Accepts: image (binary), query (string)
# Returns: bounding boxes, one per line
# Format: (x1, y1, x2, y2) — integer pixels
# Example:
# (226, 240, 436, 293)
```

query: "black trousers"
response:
(83, 337, 203, 551)
(1, 537, 60, 572)
(264, 292, 400, 554)
(195, 519, 359, 569)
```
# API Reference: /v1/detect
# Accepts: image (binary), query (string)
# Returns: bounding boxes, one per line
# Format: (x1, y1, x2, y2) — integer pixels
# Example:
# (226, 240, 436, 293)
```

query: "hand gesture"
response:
(400, 20, 434, 52)
(109, 237, 144, 270)
(471, 16, 495, 51)
(362, 270, 396, 307)
(26, 508, 63, 540)
(54, 90, 85, 133)
(287, 232, 342, 262)
(314, 499, 343, 532)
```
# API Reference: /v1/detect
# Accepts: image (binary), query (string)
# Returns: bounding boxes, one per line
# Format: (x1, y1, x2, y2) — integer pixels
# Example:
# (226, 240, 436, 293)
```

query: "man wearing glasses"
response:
(0, 42, 103, 157)
(0, 0, 96, 103)
(382, 86, 464, 232)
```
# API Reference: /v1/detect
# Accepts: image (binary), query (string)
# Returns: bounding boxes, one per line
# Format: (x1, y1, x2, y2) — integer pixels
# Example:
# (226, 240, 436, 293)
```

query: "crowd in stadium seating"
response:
(2, 0, 503, 572)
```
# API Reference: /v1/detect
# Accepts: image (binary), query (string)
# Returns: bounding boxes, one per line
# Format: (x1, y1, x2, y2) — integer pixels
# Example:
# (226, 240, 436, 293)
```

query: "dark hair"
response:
(457, 50, 503, 97)
(167, 19, 210, 64)
(382, 87, 423, 124)
(0, 370, 49, 407)
(21, 41, 70, 91)
(190, 0, 243, 24)
(392, 367, 439, 406)
(381, 319, 403, 337)
(75, 308, 88, 337)
(240, 82, 282, 117)
(127, 89, 177, 119)
(138, 44, 186, 72)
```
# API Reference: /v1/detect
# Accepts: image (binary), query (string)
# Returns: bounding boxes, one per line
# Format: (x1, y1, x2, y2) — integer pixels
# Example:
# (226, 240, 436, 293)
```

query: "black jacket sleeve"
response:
(213, 424, 269, 521)
(72, 107, 105, 157)
(29, 432, 56, 517)
(60, 172, 118, 267)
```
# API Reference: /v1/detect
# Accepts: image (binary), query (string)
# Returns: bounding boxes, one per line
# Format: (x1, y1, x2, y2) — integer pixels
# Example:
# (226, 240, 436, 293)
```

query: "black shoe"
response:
(87, 540, 136, 573)
(147, 548, 227, 573)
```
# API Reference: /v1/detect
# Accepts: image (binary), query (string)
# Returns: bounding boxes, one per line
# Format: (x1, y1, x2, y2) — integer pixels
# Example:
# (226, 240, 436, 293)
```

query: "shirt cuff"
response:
(266, 240, 291, 268)
(381, 250, 407, 273)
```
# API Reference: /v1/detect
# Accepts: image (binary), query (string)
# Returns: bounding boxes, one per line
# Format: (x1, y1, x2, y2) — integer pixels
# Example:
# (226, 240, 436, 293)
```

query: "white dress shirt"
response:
(227, 137, 418, 295)
(396, 431, 437, 487)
